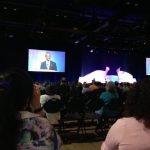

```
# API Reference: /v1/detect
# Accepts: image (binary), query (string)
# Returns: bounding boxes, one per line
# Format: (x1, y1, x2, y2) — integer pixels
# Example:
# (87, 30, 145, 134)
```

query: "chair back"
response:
(43, 98, 63, 113)
(106, 98, 121, 112)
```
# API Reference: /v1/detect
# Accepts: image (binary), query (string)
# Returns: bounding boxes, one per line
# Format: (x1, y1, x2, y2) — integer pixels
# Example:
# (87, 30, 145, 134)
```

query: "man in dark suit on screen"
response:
(40, 52, 57, 71)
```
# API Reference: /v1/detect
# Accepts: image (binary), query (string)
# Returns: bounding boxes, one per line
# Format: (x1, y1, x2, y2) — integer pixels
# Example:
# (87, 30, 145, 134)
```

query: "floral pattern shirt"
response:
(16, 111, 61, 150)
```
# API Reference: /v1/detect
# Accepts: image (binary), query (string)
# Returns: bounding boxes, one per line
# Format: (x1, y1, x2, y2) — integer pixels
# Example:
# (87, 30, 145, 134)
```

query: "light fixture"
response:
(90, 49, 93, 53)
(3, 6, 7, 10)
(86, 44, 90, 47)
(134, 3, 139, 7)
(73, 27, 78, 30)
(8, 34, 14, 38)
(74, 40, 80, 44)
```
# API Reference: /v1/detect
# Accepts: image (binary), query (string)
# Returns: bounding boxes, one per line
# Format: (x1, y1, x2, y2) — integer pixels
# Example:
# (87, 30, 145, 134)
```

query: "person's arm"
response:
(101, 119, 125, 150)
(17, 116, 62, 149)
(30, 84, 45, 117)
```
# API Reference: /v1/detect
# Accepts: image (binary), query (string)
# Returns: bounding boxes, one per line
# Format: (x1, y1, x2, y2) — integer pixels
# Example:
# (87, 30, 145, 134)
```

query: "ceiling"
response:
(0, 0, 150, 53)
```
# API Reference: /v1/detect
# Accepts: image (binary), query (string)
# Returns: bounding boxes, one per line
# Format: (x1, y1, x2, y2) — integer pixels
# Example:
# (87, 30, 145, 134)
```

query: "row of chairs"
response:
(42, 91, 124, 139)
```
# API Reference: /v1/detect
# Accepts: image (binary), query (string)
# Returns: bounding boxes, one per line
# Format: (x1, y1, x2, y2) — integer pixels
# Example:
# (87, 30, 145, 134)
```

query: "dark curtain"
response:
(81, 50, 146, 80)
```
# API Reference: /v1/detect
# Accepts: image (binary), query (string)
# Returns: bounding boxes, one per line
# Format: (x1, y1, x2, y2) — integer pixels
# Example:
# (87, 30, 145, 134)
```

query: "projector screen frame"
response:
(28, 49, 66, 73)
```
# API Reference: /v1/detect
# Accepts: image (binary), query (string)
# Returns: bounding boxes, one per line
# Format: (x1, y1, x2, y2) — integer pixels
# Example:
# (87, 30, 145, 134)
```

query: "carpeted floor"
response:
(61, 141, 103, 150)
(59, 130, 107, 144)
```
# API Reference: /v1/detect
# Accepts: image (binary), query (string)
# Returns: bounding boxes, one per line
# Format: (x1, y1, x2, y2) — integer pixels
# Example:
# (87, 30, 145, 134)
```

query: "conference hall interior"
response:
(0, 0, 150, 150)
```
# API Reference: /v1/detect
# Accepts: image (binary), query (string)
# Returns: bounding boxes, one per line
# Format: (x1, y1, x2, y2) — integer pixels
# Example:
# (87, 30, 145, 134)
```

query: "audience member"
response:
(95, 81, 119, 117)
(101, 79, 150, 150)
(0, 68, 61, 150)
(58, 79, 70, 105)
(89, 79, 99, 91)
(82, 82, 91, 94)
(40, 84, 61, 124)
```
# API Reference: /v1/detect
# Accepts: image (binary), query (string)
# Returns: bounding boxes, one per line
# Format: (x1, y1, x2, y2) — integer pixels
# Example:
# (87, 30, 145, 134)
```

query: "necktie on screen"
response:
(46, 62, 50, 69)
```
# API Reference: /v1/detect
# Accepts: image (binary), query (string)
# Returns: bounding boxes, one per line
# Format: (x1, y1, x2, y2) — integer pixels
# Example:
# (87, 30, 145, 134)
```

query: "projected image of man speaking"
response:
(40, 52, 57, 71)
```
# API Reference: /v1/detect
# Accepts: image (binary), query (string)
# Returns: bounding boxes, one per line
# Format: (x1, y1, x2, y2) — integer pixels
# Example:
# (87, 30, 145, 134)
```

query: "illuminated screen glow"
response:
(146, 58, 150, 75)
(28, 49, 65, 72)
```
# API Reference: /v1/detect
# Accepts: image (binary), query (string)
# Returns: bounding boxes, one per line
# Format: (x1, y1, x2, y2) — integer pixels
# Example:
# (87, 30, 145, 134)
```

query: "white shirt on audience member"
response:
(40, 94, 61, 125)
(40, 94, 61, 107)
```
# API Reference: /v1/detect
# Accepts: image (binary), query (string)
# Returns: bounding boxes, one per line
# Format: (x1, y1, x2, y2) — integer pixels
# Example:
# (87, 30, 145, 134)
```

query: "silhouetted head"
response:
(105, 81, 117, 93)
(0, 68, 33, 149)
(125, 79, 150, 128)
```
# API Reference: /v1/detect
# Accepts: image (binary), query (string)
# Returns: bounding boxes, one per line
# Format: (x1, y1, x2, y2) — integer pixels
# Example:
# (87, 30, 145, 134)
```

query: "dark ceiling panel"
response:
(0, 0, 149, 52)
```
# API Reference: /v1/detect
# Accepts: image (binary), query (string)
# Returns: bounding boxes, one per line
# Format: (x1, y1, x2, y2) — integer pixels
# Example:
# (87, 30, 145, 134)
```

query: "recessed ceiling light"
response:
(3, 6, 7, 10)
(90, 49, 93, 53)
(9, 34, 13, 38)
(134, 3, 139, 7)
(74, 40, 79, 44)
(86, 44, 90, 47)
(73, 27, 78, 30)
(126, 2, 131, 5)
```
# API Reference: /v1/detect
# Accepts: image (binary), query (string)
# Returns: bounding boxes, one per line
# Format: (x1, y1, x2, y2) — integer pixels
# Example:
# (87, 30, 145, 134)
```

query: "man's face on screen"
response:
(45, 53, 51, 61)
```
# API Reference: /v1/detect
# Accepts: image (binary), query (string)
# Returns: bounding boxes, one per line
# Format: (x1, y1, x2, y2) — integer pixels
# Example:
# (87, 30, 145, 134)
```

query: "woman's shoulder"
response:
(18, 111, 52, 128)
(17, 112, 60, 150)
(40, 94, 50, 98)
(50, 94, 61, 100)
(100, 91, 115, 98)
(100, 91, 108, 96)
(18, 111, 40, 120)
(113, 117, 144, 128)
(116, 117, 136, 123)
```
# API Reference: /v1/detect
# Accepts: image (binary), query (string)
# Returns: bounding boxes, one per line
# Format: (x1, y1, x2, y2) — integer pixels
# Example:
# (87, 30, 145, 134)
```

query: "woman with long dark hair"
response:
(101, 79, 150, 150)
(0, 68, 61, 150)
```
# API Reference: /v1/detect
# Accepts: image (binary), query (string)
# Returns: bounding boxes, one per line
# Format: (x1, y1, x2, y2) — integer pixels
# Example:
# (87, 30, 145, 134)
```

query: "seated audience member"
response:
(82, 82, 91, 94)
(101, 79, 150, 150)
(58, 79, 70, 105)
(89, 79, 99, 91)
(95, 81, 119, 117)
(0, 68, 61, 150)
(40, 84, 61, 124)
